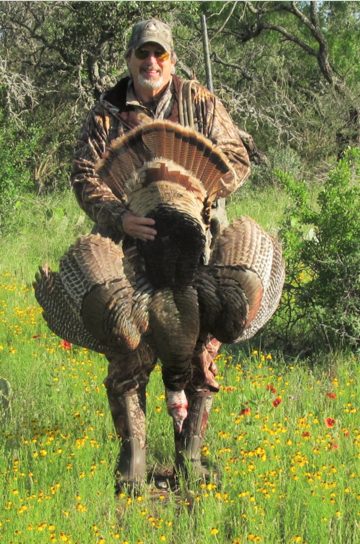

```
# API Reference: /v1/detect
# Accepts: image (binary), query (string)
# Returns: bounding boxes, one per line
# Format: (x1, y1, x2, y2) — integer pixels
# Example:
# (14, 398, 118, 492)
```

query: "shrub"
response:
(0, 107, 73, 234)
(275, 147, 360, 352)
(0, 113, 41, 233)
(250, 145, 303, 188)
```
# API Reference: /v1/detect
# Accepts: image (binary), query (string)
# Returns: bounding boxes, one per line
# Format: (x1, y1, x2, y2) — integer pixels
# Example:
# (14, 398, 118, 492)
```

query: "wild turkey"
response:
(34, 120, 285, 431)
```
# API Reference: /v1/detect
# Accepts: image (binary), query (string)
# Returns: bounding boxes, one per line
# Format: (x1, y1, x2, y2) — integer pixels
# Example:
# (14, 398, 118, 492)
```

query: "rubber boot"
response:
(107, 387, 146, 494)
(174, 389, 214, 481)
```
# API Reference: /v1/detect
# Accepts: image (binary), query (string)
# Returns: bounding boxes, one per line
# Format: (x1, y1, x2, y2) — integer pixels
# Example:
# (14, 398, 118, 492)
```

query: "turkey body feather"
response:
(34, 121, 285, 395)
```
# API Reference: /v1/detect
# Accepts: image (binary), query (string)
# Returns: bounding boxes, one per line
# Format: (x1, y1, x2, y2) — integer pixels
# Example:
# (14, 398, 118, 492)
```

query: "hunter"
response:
(71, 18, 250, 493)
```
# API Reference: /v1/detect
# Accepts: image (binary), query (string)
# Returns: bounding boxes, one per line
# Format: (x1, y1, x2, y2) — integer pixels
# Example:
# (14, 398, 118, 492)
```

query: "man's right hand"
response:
(121, 211, 157, 241)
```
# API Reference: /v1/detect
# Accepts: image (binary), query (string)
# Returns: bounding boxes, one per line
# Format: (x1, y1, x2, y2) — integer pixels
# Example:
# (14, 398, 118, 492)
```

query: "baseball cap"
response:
(127, 19, 174, 53)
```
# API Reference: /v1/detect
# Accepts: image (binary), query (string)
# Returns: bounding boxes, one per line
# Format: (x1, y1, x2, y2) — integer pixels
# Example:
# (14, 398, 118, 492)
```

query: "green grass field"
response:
(0, 190, 359, 543)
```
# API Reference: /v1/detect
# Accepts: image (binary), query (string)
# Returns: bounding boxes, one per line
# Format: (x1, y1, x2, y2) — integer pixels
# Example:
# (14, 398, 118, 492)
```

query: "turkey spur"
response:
(34, 121, 285, 432)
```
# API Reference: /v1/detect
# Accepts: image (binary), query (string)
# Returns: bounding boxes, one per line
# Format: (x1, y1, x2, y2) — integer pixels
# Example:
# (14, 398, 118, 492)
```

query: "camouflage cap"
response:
(127, 19, 174, 53)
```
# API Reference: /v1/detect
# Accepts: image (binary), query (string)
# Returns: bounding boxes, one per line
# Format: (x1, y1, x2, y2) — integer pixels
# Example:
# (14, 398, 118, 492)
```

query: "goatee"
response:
(138, 74, 164, 90)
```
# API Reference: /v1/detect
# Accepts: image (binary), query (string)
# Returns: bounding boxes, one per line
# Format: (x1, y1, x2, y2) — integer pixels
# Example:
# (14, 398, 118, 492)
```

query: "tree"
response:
(0, 1, 198, 193)
(0, 0, 358, 199)
(201, 1, 360, 164)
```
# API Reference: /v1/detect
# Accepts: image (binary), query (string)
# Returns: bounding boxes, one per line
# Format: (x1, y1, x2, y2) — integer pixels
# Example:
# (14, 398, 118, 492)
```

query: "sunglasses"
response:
(134, 48, 170, 62)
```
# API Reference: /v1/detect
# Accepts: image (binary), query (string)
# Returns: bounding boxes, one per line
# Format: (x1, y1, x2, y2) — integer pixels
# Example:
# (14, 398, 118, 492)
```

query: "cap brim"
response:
(135, 36, 172, 53)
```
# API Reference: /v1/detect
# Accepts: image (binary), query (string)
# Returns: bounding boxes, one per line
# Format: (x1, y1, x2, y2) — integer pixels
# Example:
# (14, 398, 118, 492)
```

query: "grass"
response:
(227, 184, 291, 232)
(2, 191, 92, 280)
(0, 189, 359, 543)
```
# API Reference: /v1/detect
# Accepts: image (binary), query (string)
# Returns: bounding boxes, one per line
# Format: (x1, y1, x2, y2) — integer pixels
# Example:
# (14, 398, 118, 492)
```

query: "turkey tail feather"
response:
(206, 216, 285, 341)
(95, 120, 235, 201)
(238, 237, 285, 341)
(33, 266, 106, 352)
(34, 235, 153, 352)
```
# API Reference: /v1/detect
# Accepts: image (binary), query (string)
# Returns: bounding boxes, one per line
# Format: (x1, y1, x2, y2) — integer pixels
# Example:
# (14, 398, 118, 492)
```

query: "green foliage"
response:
(0, 103, 75, 234)
(0, 113, 41, 233)
(0, 1, 359, 354)
(326, 2, 360, 88)
(0, 190, 91, 279)
(1, 1, 359, 177)
(203, 1, 360, 166)
(250, 146, 304, 188)
(276, 148, 360, 351)
(227, 184, 290, 233)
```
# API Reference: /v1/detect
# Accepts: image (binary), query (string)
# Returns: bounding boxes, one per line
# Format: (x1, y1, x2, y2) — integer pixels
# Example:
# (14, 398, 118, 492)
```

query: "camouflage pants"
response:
(103, 337, 220, 456)
(104, 342, 156, 397)
(104, 335, 221, 402)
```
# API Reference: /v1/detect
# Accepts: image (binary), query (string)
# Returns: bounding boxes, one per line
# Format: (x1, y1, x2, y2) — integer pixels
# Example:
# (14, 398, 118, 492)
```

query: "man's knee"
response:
(104, 348, 157, 397)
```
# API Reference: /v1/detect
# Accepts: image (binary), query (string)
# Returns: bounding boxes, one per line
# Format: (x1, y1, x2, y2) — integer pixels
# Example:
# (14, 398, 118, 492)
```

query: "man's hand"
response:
(121, 211, 157, 241)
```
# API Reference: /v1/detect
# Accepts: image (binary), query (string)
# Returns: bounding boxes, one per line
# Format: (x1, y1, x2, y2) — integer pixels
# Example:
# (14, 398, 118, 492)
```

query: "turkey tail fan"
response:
(33, 266, 107, 353)
(95, 120, 236, 201)
(236, 237, 285, 342)
(196, 265, 263, 343)
(139, 121, 230, 191)
(135, 160, 207, 203)
(141, 121, 174, 161)
(95, 129, 152, 199)
(211, 216, 275, 290)
(34, 234, 153, 352)
(210, 216, 285, 341)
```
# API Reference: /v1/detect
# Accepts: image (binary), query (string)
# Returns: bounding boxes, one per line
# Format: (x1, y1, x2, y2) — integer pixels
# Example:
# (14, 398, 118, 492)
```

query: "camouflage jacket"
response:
(71, 75, 250, 240)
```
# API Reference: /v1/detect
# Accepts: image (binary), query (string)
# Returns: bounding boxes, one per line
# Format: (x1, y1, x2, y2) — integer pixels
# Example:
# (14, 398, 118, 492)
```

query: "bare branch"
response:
(0, 59, 38, 124)
(230, 2, 342, 90)
(261, 22, 317, 56)
(212, 52, 253, 81)
(309, 1, 320, 29)
(210, 1, 239, 42)
(285, 2, 340, 87)
(177, 59, 196, 80)
(207, 1, 235, 19)
(245, 2, 259, 16)
(288, 1, 317, 33)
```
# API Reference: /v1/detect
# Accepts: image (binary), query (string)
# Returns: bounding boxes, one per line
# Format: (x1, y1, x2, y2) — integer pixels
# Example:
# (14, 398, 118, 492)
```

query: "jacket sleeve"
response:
(208, 95, 251, 197)
(71, 106, 128, 236)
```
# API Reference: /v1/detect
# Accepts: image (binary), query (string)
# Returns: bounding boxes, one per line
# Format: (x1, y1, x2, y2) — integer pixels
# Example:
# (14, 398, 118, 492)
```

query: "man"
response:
(71, 18, 250, 492)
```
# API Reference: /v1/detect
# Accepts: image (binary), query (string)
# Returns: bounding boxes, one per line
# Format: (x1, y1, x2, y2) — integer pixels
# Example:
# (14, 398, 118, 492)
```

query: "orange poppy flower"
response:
(325, 417, 336, 428)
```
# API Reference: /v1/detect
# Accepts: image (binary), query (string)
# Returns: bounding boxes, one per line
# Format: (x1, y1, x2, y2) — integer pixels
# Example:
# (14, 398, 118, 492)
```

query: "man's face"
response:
(127, 42, 175, 95)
